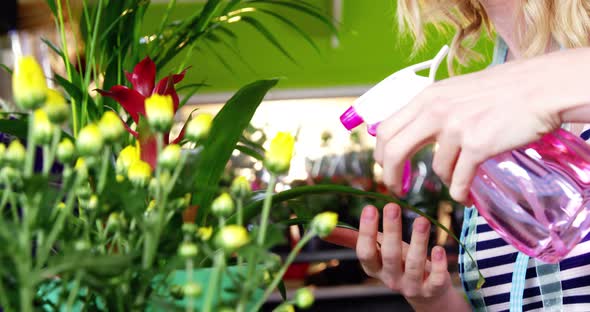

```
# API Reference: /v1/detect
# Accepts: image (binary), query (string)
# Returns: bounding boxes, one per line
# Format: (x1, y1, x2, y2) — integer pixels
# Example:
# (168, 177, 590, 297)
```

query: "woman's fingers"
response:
(380, 203, 404, 288)
(375, 101, 423, 165)
(432, 128, 461, 186)
(424, 246, 450, 296)
(449, 149, 483, 203)
(356, 206, 382, 276)
(402, 217, 431, 297)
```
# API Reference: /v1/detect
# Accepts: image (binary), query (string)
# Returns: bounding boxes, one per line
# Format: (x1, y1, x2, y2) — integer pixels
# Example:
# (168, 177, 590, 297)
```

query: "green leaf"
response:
(277, 279, 287, 301)
(256, 8, 321, 55)
(177, 83, 208, 108)
(281, 217, 357, 232)
(247, 0, 338, 35)
(0, 118, 27, 140)
(204, 39, 236, 74)
(192, 79, 279, 224)
(53, 74, 99, 120)
(45, 0, 58, 16)
(235, 144, 263, 161)
(0, 64, 12, 75)
(239, 16, 297, 64)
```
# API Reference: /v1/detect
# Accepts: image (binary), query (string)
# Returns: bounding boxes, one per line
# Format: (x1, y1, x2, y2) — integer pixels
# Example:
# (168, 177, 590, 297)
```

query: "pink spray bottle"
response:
(340, 46, 590, 263)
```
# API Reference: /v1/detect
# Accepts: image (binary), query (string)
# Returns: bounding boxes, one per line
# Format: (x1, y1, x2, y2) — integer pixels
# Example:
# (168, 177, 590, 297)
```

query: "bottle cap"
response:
(340, 106, 363, 131)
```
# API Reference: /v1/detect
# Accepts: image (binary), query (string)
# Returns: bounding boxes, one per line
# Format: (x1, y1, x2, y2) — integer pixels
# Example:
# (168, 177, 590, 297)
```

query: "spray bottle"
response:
(339, 46, 590, 263)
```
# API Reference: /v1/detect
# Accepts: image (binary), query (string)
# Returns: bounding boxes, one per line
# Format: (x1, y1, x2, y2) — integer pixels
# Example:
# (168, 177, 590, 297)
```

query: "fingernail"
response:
(362, 206, 376, 221)
(433, 247, 445, 261)
(414, 219, 429, 233)
(384, 205, 399, 220)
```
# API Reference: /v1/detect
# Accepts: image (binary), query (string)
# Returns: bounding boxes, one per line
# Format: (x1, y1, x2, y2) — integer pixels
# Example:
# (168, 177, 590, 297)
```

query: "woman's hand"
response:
(325, 204, 472, 311)
(374, 48, 590, 203)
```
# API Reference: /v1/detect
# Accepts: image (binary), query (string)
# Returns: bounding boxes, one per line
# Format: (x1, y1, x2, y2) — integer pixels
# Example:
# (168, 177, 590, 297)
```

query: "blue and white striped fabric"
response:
(457, 37, 590, 311)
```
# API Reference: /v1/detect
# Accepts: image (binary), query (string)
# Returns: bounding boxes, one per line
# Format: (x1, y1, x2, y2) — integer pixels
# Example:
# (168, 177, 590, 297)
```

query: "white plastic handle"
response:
(405, 45, 449, 82)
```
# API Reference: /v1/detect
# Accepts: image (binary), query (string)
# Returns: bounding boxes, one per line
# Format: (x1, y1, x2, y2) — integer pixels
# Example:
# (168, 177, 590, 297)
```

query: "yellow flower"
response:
(211, 192, 234, 218)
(56, 138, 75, 163)
(215, 225, 249, 251)
(43, 89, 68, 124)
(115, 145, 139, 176)
(77, 124, 104, 156)
(185, 113, 213, 142)
(5, 140, 26, 168)
(144, 94, 174, 132)
(74, 157, 88, 179)
(158, 144, 181, 170)
(127, 160, 152, 187)
(12, 56, 47, 110)
(311, 212, 338, 238)
(197, 226, 213, 241)
(99, 111, 125, 143)
(230, 176, 251, 198)
(31, 109, 54, 144)
(264, 132, 295, 174)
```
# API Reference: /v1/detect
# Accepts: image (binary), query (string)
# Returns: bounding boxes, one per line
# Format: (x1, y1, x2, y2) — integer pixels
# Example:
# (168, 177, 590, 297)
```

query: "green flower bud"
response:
(99, 111, 125, 143)
(264, 132, 295, 175)
(183, 282, 202, 298)
(128, 160, 152, 187)
(77, 124, 104, 156)
(56, 138, 75, 163)
(32, 109, 54, 144)
(265, 253, 282, 273)
(158, 144, 181, 170)
(178, 241, 199, 258)
(116, 145, 139, 176)
(185, 113, 213, 142)
(311, 212, 338, 238)
(74, 158, 88, 180)
(87, 195, 98, 210)
(76, 183, 92, 200)
(211, 192, 234, 218)
(74, 240, 91, 251)
(182, 223, 198, 235)
(43, 89, 68, 124)
(145, 94, 174, 132)
(169, 285, 184, 300)
(5, 141, 26, 168)
(13, 56, 47, 110)
(217, 307, 235, 312)
(230, 176, 251, 198)
(295, 287, 315, 309)
(215, 225, 249, 251)
(106, 212, 125, 232)
(0, 143, 5, 163)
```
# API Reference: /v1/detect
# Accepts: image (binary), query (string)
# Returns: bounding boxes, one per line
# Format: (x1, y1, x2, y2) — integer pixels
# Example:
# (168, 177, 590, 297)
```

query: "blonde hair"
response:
(398, 0, 590, 73)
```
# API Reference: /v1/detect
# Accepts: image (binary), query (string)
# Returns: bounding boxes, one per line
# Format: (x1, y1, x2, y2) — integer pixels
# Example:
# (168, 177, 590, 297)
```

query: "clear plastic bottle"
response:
(339, 46, 590, 263)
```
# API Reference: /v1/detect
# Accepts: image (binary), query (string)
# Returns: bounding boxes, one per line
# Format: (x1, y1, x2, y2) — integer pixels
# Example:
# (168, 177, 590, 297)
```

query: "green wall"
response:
(142, 1, 495, 94)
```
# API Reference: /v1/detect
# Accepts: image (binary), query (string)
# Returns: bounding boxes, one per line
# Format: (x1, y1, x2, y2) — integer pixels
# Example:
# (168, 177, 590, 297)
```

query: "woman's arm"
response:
(374, 47, 590, 203)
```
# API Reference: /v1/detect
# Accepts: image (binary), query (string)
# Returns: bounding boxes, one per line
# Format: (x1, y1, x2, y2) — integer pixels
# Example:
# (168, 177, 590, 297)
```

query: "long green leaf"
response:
(0, 64, 12, 75)
(246, 0, 338, 35)
(235, 144, 263, 160)
(192, 79, 279, 224)
(239, 16, 297, 64)
(204, 39, 236, 74)
(255, 8, 321, 55)
(237, 183, 486, 288)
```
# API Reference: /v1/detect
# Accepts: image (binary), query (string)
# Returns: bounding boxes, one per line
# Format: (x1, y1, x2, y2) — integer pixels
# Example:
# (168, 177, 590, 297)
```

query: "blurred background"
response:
(0, 0, 495, 310)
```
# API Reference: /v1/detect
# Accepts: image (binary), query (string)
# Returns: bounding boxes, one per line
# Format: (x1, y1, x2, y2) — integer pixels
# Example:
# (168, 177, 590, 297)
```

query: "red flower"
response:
(97, 57, 190, 168)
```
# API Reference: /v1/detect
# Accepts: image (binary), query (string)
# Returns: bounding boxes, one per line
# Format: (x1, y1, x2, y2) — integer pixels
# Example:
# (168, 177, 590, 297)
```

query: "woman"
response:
(327, 0, 590, 311)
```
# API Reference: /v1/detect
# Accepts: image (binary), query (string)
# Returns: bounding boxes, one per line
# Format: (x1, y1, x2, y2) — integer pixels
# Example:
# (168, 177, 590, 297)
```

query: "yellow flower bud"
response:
(197, 226, 213, 241)
(158, 144, 181, 170)
(211, 192, 234, 218)
(5, 140, 26, 168)
(144, 94, 174, 132)
(56, 202, 66, 210)
(32, 109, 54, 144)
(185, 113, 213, 142)
(99, 111, 125, 143)
(127, 160, 152, 187)
(295, 287, 315, 309)
(264, 132, 295, 175)
(74, 157, 88, 179)
(74, 240, 90, 251)
(311, 212, 338, 238)
(178, 241, 199, 258)
(106, 212, 126, 232)
(0, 143, 6, 163)
(77, 124, 104, 156)
(43, 89, 68, 124)
(13, 56, 47, 110)
(183, 282, 202, 298)
(215, 225, 249, 251)
(230, 176, 251, 198)
(275, 304, 295, 312)
(116, 145, 139, 175)
(57, 138, 75, 163)
(87, 195, 98, 210)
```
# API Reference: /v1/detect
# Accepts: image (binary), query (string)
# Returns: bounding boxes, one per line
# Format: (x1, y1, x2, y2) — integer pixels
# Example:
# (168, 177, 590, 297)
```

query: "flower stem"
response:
(257, 174, 277, 246)
(42, 128, 61, 176)
(236, 198, 243, 266)
(203, 251, 225, 312)
(185, 258, 194, 312)
(97, 147, 110, 193)
(251, 230, 315, 312)
(55, 0, 77, 136)
(24, 118, 35, 177)
(65, 270, 82, 311)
